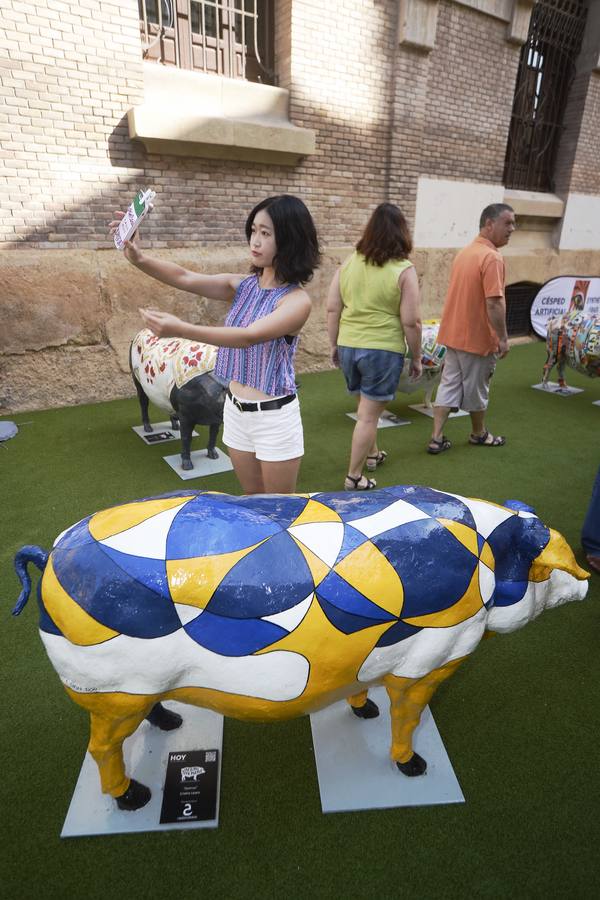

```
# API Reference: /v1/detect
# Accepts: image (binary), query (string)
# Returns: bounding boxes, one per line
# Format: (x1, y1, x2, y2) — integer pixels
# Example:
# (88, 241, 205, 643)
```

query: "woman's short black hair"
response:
(245, 195, 321, 285)
(356, 202, 412, 266)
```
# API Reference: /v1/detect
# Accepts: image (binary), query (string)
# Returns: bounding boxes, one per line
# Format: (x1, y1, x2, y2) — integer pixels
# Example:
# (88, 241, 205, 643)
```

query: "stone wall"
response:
(0, 244, 346, 412)
(4, 242, 600, 413)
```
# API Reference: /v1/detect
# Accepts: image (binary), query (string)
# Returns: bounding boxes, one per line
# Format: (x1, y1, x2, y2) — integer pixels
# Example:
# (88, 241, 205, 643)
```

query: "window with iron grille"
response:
(139, 1, 275, 84)
(503, 0, 587, 192)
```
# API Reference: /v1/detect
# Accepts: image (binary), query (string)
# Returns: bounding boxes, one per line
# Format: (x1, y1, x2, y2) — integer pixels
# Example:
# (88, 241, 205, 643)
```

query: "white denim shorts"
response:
(223, 391, 304, 461)
(434, 348, 497, 412)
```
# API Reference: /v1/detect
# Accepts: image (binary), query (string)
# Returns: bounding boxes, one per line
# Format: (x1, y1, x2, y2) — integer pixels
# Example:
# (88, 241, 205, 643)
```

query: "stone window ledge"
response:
(128, 63, 316, 165)
(503, 189, 565, 219)
(398, 1, 534, 52)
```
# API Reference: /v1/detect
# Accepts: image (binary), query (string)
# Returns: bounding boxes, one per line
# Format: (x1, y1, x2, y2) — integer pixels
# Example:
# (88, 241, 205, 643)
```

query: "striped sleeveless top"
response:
(214, 275, 300, 396)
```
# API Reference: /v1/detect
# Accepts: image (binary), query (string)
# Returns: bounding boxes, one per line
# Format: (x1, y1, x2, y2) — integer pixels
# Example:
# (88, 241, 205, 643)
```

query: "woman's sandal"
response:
(366, 450, 387, 472)
(427, 436, 452, 455)
(469, 431, 506, 447)
(345, 474, 377, 491)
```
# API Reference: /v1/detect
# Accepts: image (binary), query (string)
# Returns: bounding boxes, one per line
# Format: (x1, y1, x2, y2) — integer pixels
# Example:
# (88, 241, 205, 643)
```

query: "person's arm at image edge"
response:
(399, 266, 423, 378)
(326, 268, 343, 367)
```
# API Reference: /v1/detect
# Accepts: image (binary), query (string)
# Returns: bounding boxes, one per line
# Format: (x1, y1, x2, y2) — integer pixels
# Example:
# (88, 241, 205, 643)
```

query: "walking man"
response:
(427, 203, 516, 454)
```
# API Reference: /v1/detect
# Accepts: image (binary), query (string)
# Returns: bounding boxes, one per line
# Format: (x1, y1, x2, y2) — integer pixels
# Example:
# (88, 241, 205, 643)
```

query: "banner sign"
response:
(530, 276, 600, 337)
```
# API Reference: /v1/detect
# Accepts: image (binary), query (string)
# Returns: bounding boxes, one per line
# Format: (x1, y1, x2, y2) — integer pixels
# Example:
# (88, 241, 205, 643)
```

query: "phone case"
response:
(114, 189, 156, 250)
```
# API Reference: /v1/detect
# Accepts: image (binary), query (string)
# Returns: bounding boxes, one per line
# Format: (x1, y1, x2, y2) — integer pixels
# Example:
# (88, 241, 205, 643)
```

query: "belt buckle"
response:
(232, 396, 244, 412)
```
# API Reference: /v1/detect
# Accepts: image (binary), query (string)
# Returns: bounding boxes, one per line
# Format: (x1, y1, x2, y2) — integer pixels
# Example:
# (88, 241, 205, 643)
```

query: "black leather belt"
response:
(227, 389, 296, 412)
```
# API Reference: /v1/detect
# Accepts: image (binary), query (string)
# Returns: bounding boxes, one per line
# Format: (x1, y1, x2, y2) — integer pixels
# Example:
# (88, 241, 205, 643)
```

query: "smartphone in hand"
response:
(114, 189, 156, 250)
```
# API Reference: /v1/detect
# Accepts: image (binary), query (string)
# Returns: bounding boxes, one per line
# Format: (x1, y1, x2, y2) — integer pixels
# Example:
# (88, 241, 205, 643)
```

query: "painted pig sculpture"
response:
(542, 309, 600, 389)
(130, 328, 225, 469)
(396, 320, 446, 407)
(13, 486, 588, 810)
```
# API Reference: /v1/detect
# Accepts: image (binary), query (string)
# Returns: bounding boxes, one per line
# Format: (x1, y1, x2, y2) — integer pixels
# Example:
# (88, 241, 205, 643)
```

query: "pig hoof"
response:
(396, 752, 427, 777)
(146, 702, 183, 731)
(207, 448, 218, 460)
(116, 779, 151, 811)
(181, 458, 193, 471)
(351, 699, 380, 719)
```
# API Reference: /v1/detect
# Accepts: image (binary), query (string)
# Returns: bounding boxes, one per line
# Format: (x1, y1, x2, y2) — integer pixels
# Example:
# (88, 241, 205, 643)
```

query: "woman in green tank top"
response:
(326, 203, 423, 490)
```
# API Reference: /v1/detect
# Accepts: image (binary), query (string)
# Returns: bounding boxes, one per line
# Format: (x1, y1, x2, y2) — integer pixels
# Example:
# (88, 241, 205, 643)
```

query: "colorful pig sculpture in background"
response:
(130, 328, 225, 469)
(542, 310, 600, 389)
(13, 486, 588, 811)
(397, 320, 446, 407)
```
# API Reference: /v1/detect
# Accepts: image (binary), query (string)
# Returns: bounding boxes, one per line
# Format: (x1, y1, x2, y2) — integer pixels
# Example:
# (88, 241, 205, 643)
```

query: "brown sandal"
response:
(345, 474, 377, 491)
(427, 436, 451, 455)
(469, 431, 505, 447)
(366, 450, 387, 472)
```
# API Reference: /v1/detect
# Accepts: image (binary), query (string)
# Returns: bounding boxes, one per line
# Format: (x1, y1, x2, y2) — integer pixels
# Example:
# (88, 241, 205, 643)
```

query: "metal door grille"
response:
(506, 282, 541, 337)
(503, 0, 587, 191)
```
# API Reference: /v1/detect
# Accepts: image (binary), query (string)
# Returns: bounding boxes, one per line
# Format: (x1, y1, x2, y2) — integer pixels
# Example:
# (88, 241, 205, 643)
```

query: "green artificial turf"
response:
(1, 340, 599, 899)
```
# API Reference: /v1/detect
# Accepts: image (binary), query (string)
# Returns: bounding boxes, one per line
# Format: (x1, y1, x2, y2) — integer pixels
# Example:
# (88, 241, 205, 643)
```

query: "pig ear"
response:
(503, 499, 537, 514)
(529, 527, 590, 582)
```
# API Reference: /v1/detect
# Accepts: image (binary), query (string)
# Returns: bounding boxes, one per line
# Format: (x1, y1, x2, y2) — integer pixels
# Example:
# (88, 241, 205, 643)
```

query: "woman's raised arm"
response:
(141, 287, 311, 348)
(109, 211, 242, 302)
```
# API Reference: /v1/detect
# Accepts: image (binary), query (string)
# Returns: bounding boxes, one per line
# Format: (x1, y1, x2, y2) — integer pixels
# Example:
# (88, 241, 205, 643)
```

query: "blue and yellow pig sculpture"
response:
(13, 486, 588, 810)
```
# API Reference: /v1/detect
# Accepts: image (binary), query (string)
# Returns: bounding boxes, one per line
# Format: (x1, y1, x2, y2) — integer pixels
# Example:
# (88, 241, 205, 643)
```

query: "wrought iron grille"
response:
(503, 0, 587, 191)
(138, 0, 275, 84)
(505, 282, 541, 337)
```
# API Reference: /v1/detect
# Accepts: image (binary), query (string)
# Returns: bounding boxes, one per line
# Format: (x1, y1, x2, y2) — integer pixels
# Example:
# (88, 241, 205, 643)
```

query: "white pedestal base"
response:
(61, 702, 223, 837)
(310, 686, 464, 813)
(408, 404, 468, 418)
(346, 412, 411, 428)
(163, 447, 233, 480)
(532, 382, 583, 396)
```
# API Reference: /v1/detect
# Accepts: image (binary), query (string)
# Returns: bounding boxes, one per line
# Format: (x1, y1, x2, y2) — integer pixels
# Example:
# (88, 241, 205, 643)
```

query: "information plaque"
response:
(144, 431, 175, 444)
(159, 749, 219, 824)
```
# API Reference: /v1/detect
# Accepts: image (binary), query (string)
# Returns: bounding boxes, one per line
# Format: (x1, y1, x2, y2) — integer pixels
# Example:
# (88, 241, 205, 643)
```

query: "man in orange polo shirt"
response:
(427, 203, 516, 454)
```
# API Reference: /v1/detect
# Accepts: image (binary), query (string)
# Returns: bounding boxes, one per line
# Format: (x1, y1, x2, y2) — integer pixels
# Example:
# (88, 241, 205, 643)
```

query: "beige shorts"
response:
(434, 348, 497, 412)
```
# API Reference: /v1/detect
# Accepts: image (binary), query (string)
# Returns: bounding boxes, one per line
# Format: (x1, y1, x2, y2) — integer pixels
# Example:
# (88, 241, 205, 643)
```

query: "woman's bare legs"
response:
(228, 448, 302, 494)
(347, 395, 387, 481)
(228, 448, 265, 493)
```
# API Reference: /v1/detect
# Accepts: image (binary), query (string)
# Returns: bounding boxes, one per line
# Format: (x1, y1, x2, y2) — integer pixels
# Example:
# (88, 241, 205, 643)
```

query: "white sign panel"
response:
(530, 276, 600, 338)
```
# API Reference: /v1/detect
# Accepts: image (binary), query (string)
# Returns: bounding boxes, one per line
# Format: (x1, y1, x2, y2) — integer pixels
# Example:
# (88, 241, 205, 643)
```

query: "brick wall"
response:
(0, 0, 399, 251)
(286, 0, 397, 245)
(567, 70, 600, 195)
(2, 1, 598, 252)
(419, 1, 520, 183)
(387, 1, 521, 225)
(553, 66, 590, 196)
(0, 0, 145, 248)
